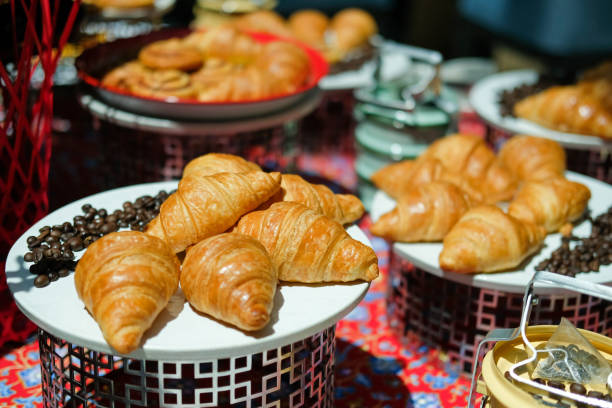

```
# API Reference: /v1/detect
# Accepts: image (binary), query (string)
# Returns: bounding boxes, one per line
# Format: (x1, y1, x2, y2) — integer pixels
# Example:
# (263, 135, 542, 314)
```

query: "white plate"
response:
(370, 172, 612, 294)
(469, 70, 612, 150)
(79, 89, 322, 134)
(6, 181, 371, 360)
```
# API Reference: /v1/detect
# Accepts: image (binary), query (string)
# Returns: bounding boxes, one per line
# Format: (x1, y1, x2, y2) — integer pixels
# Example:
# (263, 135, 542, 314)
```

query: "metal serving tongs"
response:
(353, 36, 443, 113)
(468, 271, 612, 408)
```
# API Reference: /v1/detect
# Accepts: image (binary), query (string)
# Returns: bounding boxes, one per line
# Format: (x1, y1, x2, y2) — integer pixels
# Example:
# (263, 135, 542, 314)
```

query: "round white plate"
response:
(469, 70, 612, 150)
(370, 172, 612, 294)
(6, 181, 371, 360)
(80, 89, 322, 135)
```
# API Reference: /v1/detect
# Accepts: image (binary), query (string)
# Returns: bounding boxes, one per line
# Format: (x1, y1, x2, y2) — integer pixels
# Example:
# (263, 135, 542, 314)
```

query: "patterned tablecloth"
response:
(0, 149, 474, 408)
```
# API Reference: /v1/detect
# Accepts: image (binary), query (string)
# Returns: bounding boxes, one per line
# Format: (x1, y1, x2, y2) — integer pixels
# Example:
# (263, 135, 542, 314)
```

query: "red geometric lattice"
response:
(1, 0, 80, 346)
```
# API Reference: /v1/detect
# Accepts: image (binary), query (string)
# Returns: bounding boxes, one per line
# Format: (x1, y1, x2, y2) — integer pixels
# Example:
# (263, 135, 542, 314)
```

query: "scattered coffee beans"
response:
(498, 76, 558, 117)
(24, 189, 172, 287)
(535, 206, 612, 277)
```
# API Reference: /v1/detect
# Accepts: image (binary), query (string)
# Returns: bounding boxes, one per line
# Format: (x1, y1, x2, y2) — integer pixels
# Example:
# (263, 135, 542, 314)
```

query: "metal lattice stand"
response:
(39, 326, 335, 408)
(386, 252, 612, 374)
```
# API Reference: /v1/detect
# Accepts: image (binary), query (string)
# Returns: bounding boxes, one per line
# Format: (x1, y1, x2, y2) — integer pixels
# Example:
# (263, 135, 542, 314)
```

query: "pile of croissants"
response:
(514, 61, 612, 139)
(370, 133, 591, 274)
(74, 153, 378, 354)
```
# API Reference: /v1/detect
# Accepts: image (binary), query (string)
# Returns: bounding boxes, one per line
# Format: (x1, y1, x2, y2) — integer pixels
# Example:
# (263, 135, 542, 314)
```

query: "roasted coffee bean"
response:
(587, 390, 605, 399)
(74, 215, 86, 226)
(532, 378, 546, 385)
(44, 235, 56, 244)
(67, 237, 84, 251)
(48, 271, 59, 282)
(58, 268, 70, 277)
(26, 236, 37, 246)
(123, 201, 133, 210)
(24, 252, 34, 262)
(569, 383, 586, 395)
(39, 225, 50, 233)
(83, 236, 96, 246)
(63, 249, 74, 260)
(62, 221, 73, 232)
(34, 274, 50, 288)
(50, 229, 62, 239)
(34, 250, 44, 263)
(82, 204, 92, 213)
(98, 209, 107, 218)
(100, 222, 117, 234)
(547, 380, 565, 390)
(106, 214, 118, 224)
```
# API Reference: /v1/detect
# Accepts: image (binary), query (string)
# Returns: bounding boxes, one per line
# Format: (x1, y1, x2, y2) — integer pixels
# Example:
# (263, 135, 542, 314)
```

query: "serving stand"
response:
(371, 172, 612, 374)
(76, 89, 322, 189)
(5, 181, 372, 407)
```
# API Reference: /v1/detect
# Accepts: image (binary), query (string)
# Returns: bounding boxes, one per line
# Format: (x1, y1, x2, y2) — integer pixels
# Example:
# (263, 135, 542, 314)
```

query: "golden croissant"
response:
(235, 202, 379, 282)
(439, 205, 546, 274)
(421, 134, 517, 202)
(146, 171, 281, 253)
(74, 231, 180, 354)
(371, 181, 476, 242)
(182, 153, 261, 178)
(514, 84, 612, 139)
(498, 135, 566, 181)
(371, 157, 484, 202)
(508, 177, 591, 233)
(181, 232, 277, 331)
(266, 174, 365, 224)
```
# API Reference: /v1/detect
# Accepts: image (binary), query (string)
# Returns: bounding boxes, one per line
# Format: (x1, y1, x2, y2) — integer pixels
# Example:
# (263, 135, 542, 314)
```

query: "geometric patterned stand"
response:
(386, 250, 612, 374)
(39, 326, 335, 408)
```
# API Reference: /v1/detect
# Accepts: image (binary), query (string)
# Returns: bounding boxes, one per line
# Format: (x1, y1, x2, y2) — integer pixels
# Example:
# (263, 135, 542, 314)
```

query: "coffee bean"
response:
(547, 380, 565, 390)
(24, 252, 34, 262)
(58, 268, 70, 277)
(587, 390, 605, 399)
(67, 237, 84, 251)
(63, 249, 74, 260)
(82, 204, 92, 213)
(83, 236, 96, 246)
(48, 271, 59, 282)
(74, 216, 86, 226)
(100, 222, 117, 234)
(569, 383, 586, 395)
(532, 378, 546, 385)
(34, 274, 50, 288)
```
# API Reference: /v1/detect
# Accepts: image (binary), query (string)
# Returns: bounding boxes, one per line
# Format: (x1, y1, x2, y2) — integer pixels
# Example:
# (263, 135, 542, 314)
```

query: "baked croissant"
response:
(514, 84, 612, 139)
(508, 177, 591, 233)
(498, 135, 566, 181)
(370, 160, 414, 199)
(370, 181, 476, 242)
(74, 231, 180, 354)
(181, 233, 277, 331)
(182, 153, 261, 178)
(266, 174, 364, 224)
(371, 157, 484, 202)
(439, 205, 546, 274)
(421, 134, 517, 202)
(235, 202, 379, 282)
(146, 171, 281, 253)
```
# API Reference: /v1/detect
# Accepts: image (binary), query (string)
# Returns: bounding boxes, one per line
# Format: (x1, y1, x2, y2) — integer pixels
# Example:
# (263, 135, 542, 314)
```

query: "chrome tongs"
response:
(353, 37, 442, 113)
(468, 271, 612, 408)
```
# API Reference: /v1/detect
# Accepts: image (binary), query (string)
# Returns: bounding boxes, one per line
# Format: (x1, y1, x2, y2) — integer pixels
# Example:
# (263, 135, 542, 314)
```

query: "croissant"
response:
(371, 157, 484, 202)
(182, 153, 261, 178)
(514, 84, 612, 139)
(235, 202, 379, 283)
(371, 181, 476, 242)
(508, 177, 591, 233)
(74, 231, 180, 354)
(266, 174, 364, 224)
(145, 171, 281, 253)
(439, 205, 546, 274)
(370, 160, 414, 199)
(421, 134, 517, 202)
(181, 233, 277, 331)
(497, 135, 566, 181)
